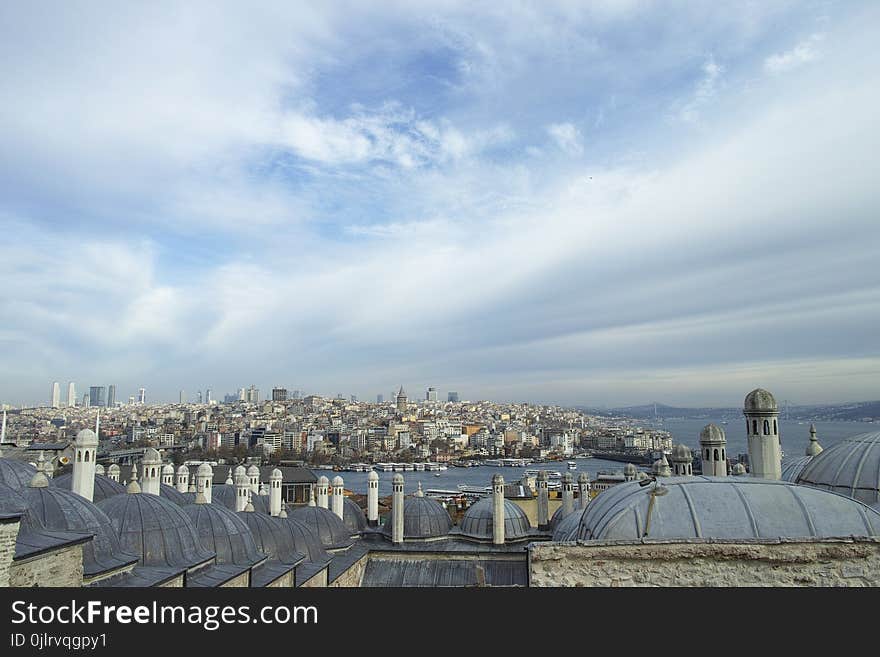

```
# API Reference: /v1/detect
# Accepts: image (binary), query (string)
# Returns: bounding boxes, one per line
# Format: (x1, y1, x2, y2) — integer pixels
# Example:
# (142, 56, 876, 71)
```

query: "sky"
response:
(1, 1, 879, 408)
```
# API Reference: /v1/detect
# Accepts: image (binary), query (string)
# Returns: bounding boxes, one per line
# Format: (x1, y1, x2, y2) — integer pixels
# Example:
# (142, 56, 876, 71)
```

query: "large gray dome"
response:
(97, 492, 214, 569)
(52, 473, 125, 503)
(744, 388, 777, 412)
(288, 506, 353, 549)
(550, 502, 578, 530)
(781, 456, 812, 483)
(459, 497, 531, 541)
(159, 483, 190, 506)
(382, 495, 451, 540)
(552, 505, 584, 541)
(182, 502, 265, 567)
(279, 515, 331, 564)
(236, 511, 305, 565)
(22, 482, 138, 577)
(342, 497, 367, 533)
(558, 476, 880, 542)
(0, 457, 38, 490)
(796, 431, 880, 509)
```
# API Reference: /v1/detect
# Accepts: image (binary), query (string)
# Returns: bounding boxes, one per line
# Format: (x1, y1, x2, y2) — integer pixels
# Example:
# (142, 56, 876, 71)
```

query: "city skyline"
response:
(2, 3, 879, 407)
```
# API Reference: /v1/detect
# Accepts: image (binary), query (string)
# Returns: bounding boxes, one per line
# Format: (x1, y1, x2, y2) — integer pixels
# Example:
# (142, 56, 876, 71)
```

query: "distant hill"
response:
(579, 401, 880, 422)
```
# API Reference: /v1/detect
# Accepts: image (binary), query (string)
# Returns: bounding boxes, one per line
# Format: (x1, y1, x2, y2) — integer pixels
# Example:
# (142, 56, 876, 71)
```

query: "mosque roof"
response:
(381, 495, 452, 540)
(182, 501, 266, 567)
(458, 497, 532, 541)
(288, 506, 354, 549)
(52, 473, 125, 503)
(796, 431, 880, 509)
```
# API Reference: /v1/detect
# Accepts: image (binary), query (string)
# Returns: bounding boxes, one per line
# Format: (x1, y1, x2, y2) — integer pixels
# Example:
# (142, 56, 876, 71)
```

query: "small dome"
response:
(288, 506, 353, 549)
(75, 429, 99, 446)
(796, 431, 880, 509)
(236, 511, 304, 565)
(159, 483, 191, 506)
(671, 444, 692, 462)
(332, 475, 343, 487)
(162, 464, 175, 475)
(699, 424, 726, 444)
(247, 465, 260, 477)
(177, 465, 189, 475)
(368, 470, 378, 481)
(0, 457, 38, 491)
(278, 515, 331, 564)
(234, 465, 247, 477)
(23, 482, 138, 577)
(182, 502, 265, 567)
(382, 495, 452, 540)
(562, 476, 880, 542)
(97, 492, 214, 569)
(271, 468, 283, 480)
(342, 497, 367, 533)
(459, 497, 531, 541)
(552, 506, 584, 541)
(392, 473, 404, 485)
(197, 463, 212, 477)
(209, 484, 237, 510)
(0, 481, 41, 531)
(781, 456, 811, 482)
(52, 473, 125, 503)
(317, 474, 329, 486)
(550, 502, 578, 530)
(142, 448, 161, 464)
(732, 463, 747, 476)
(744, 388, 778, 413)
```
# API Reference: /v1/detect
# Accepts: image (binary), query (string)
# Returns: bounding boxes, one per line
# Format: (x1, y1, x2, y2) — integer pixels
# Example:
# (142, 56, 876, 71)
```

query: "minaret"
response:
(391, 473, 404, 544)
(176, 465, 189, 492)
(331, 476, 345, 520)
(577, 472, 590, 509)
(700, 424, 728, 477)
(0, 410, 6, 443)
(671, 444, 693, 476)
(196, 463, 213, 503)
(270, 468, 282, 517)
(108, 463, 120, 482)
(367, 470, 379, 526)
(162, 464, 175, 487)
(806, 424, 823, 456)
(316, 475, 329, 509)
(247, 465, 260, 494)
(536, 470, 549, 530)
(140, 448, 162, 496)
(71, 428, 98, 502)
(561, 472, 574, 517)
(744, 388, 782, 480)
(492, 474, 505, 545)
(235, 472, 250, 512)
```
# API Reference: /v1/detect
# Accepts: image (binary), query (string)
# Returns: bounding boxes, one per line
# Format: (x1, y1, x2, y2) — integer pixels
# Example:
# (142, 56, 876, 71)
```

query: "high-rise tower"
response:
(396, 386, 407, 413)
(67, 382, 76, 407)
(51, 382, 60, 408)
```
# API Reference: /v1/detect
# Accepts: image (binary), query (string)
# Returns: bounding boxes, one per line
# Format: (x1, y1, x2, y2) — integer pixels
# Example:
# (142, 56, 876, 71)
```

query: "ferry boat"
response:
(414, 462, 426, 471)
(458, 484, 491, 495)
(483, 458, 504, 467)
(525, 469, 562, 480)
(376, 463, 394, 472)
(403, 463, 415, 471)
(567, 461, 577, 470)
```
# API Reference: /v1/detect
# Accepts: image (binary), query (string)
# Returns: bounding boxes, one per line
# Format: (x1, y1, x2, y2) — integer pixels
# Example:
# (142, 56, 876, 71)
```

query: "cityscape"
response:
(1, 2, 879, 597)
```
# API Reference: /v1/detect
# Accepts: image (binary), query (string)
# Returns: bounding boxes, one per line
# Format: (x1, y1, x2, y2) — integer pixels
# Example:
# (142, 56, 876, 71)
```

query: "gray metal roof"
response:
(342, 497, 367, 533)
(52, 473, 125, 503)
(22, 484, 139, 577)
(458, 497, 532, 541)
(361, 557, 528, 587)
(182, 502, 266, 568)
(279, 515, 331, 564)
(288, 506, 354, 550)
(781, 456, 812, 483)
(97, 492, 215, 569)
(552, 507, 584, 541)
(550, 502, 578, 530)
(186, 563, 252, 588)
(558, 476, 880, 542)
(236, 510, 307, 565)
(0, 457, 37, 491)
(796, 431, 880, 508)
(159, 483, 190, 506)
(381, 495, 452, 539)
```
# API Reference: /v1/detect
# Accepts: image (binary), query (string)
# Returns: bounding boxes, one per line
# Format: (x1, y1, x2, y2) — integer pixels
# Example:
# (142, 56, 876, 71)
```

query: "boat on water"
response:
(457, 484, 492, 495)
(567, 461, 577, 470)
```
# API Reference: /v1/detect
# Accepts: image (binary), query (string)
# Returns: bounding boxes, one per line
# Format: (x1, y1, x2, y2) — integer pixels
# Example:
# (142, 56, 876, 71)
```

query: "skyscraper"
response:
(89, 386, 105, 408)
(377, 394, 384, 404)
(51, 382, 60, 408)
(206, 388, 212, 404)
(198, 391, 203, 404)
(448, 391, 460, 403)
(137, 388, 146, 405)
(427, 387, 437, 402)
(107, 385, 116, 408)
(82, 393, 90, 408)
(272, 387, 288, 402)
(238, 388, 246, 401)
(179, 390, 185, 404)
(67, 382, 76, 407)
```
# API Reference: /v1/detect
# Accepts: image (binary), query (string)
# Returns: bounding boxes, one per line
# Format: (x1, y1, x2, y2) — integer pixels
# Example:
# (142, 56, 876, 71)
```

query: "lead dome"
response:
(382, 494, 451, 540)
(459, 497, 531, 541)
(744, 388, 778, 412)
(52, 472, 125, 503)
(288, 506, 353, 549)
(796, 431, 880, 509)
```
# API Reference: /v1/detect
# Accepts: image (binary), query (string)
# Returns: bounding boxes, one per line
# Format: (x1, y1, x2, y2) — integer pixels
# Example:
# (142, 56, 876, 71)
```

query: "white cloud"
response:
(677, 56, 724, 123)
(545, 123, 584, 156)
(764, 33, 824, 74)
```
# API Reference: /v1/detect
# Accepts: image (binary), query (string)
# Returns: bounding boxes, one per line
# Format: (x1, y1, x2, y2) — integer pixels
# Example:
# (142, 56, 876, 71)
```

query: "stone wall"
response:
(529, 538, 880, 587)
(0, 518, 19, 587)
(9, 545, 84, 587)
(220, 571, 250, 587)
(329, 552, 369, 587)
(265, 570, 294, 588)
(300, 568, 328, 587)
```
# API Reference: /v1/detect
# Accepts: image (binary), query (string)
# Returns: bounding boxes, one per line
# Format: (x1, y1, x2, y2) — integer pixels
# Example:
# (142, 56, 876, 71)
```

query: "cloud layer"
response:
(1, 2, 878, 407)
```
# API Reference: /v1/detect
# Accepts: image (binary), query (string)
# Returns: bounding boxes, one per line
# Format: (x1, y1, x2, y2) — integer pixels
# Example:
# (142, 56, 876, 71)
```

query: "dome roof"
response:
(209, 484, 237, 510)
(0, 481, 40, 531)
(278, 515, 331, 564)
(796, 431, 880, 509)
(671, 444, 692, 461)
(182, 502, 265, 567)
(0, 457, 38, 490)
(97, 492, 214, 569)
(550, 502, 578, 530)
(459, 497, 531, 541)
(52, 473, 125, 503)
(732, 463, 747, 475)
(744, 388, 777, 413)
(552, 505, 584, 541)
(558, 476, 880, 542)
(382, 495, 451, 539)
(288, 506, 353, 549)
(342, 497, 367, 533)
(22, 481, 138, 577)
(236, 511, 304, 565)
(159, 483, 190, 506)
(699, 424, 726, 444)
(781, 456, 812, 483)
(75, 428, 99, 446)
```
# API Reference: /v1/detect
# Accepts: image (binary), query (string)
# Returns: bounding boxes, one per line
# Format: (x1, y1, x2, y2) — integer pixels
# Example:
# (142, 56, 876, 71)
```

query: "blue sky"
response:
(1, 1, 879, 407)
